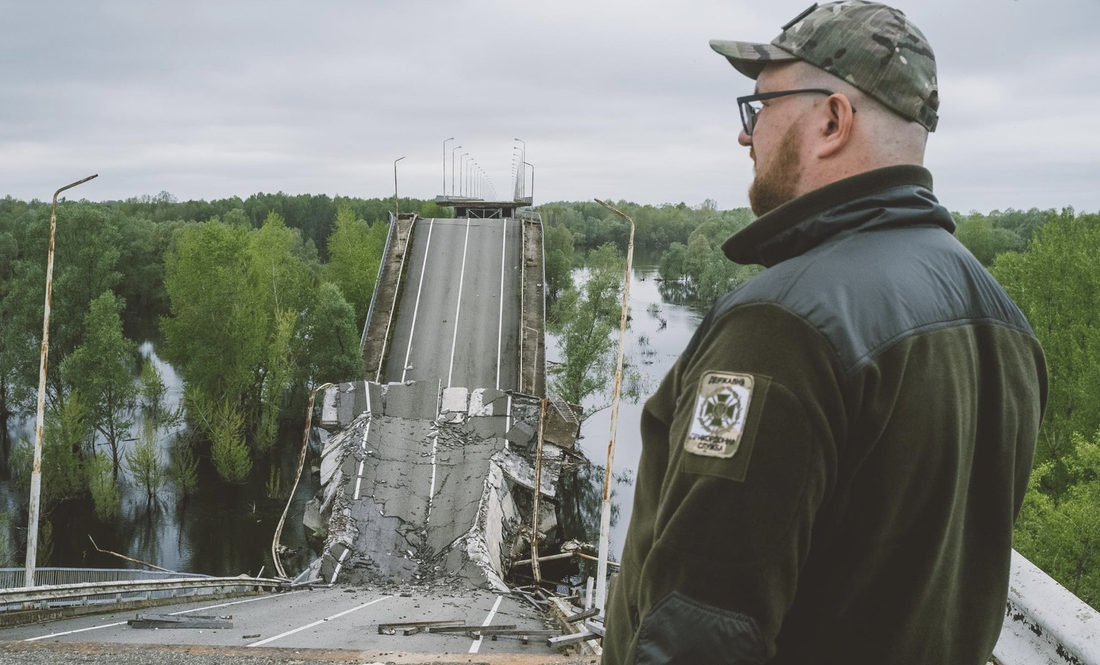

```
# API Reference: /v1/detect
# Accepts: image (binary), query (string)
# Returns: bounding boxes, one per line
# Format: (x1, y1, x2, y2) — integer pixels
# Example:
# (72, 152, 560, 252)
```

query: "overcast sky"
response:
(2, 0, 1098, 214)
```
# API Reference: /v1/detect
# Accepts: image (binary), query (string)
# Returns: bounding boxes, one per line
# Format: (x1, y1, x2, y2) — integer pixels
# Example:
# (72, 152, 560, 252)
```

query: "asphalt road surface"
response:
(0, 586, 571, 660)
(382, 217, 522, 393)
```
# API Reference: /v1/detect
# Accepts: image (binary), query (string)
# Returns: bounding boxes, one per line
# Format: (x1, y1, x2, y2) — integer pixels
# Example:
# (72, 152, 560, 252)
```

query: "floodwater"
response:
(1, 254, 703, 581)
(549, 254, 705, 564)
(0, 341, 317, 578)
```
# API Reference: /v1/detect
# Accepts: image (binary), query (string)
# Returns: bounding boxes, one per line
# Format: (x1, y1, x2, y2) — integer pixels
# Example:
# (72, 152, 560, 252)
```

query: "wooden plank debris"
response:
(565, 607, 600, 623)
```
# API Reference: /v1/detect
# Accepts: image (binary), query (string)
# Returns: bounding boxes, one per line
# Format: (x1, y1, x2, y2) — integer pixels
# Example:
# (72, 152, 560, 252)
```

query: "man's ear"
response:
(817, 93, 855, 158)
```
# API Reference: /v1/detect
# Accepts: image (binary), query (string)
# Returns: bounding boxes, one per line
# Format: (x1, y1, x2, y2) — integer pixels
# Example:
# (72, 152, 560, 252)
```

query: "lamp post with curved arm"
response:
(451, 145, 462, 198)
(592, 197, 635, 615)
(514, 138, 526, 199)
(459, 153, 469, 197)
(25, 173, 98, 587)
(442, 137, 454, 196)
(393, 156, 406, 220)
(524, 162, 535, 203)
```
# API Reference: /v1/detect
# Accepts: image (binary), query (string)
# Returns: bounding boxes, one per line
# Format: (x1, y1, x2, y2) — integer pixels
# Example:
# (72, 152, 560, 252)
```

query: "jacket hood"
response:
(723, 165, 955, 268)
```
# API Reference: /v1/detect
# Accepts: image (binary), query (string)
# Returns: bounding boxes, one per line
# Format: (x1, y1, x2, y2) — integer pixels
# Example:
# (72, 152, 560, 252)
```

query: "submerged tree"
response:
(11, 391, 89, 510)
(549, 243, 625, 418)
(88, 452, 121, 521)
(126, 418, 165, 504)
(61, 291, 137, 477)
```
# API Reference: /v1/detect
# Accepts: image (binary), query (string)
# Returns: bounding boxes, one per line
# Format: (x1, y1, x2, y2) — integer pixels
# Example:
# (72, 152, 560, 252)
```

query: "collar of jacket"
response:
(722, 164, 955, 268)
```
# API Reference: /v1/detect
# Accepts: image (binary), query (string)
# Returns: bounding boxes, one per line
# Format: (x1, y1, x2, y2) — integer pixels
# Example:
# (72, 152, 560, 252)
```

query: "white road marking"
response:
(402, 217, 435, 383)
(247, 594, 393, 647)
(356, 380, 374, 494)
(427, 379, 442, 524)
(23, 590, 306, 641)
(506, 393, 513, 445)
(496, 218, 507, 390)
(330, 546, 351, 583)
(23, 621, 126, 641)
(468, 594, 504, 654)
(447, 217, 473, 388)
(354, 418, 371, 501)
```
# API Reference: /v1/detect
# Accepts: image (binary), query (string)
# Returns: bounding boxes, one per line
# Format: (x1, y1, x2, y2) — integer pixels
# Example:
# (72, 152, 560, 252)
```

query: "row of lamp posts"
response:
(441, 137, 494, 200)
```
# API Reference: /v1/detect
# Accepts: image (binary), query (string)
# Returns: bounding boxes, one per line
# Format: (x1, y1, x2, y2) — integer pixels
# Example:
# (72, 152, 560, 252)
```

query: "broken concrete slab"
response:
(506, 421, 535, 447)
(382, 381, 439, 420)
(303, 383, 572, 592)
(441, 387, 469, 413)
(321, 387, 339, 428)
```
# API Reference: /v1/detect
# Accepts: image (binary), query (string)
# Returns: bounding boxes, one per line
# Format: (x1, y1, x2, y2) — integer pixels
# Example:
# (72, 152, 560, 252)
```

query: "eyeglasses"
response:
(736, 88, 854, 136)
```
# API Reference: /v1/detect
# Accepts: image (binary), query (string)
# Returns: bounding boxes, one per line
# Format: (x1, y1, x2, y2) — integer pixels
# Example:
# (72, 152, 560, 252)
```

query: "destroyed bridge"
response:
(302, 197, 581, 591)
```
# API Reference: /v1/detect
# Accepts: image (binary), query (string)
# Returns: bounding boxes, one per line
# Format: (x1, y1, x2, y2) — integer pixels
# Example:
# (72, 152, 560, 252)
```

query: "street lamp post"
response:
(459, 153, 469, 197)
(451, 145, 462, 198)
(25, 173, 98, 588)
(514, 139, 526, 198)
(592, 197, 635, 615)
(394, 156, 406, 220)
(442, 137, 454, 197)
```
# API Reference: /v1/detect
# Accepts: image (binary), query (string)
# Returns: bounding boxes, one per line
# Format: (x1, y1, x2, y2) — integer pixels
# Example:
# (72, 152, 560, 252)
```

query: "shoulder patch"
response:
(685, 372, 755, 459)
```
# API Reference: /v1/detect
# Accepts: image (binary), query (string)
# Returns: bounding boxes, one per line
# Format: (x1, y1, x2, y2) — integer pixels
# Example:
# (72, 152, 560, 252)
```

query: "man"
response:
(603, 3, 1047, 663)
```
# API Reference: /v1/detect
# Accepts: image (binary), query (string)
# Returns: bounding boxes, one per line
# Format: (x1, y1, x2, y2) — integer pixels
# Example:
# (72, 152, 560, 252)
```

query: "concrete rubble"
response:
(297, 381, 576, 591)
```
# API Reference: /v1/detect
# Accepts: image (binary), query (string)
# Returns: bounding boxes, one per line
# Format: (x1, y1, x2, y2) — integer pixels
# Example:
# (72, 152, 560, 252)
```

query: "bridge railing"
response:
(361, 211, 400, 353)
(0, 570, 283, 618)
(993, 550, 1100, 664)
(515, 207, 541, 223)
(0, 567, 207, 589)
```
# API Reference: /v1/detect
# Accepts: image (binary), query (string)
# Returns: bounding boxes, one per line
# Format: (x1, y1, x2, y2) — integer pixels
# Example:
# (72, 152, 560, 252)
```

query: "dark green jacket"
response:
(603, 166, 1047, 664)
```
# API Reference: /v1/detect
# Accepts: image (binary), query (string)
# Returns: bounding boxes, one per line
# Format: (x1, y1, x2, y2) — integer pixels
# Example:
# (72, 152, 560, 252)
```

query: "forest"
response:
(0, 192, 450, 563)
(1, 191, 1098, 610)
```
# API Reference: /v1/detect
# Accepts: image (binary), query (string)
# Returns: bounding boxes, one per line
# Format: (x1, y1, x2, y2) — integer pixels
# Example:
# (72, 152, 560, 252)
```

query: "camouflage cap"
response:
(710, 2, 939, 131)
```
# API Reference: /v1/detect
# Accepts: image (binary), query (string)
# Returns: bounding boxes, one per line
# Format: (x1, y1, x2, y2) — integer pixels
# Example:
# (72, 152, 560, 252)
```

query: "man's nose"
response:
(738, 128, 752, 147)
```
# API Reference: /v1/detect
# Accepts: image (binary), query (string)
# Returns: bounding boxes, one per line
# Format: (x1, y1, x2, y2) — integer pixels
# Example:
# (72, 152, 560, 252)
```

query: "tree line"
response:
(0, 192, 447, 564)
(539, 199, 1100, 609)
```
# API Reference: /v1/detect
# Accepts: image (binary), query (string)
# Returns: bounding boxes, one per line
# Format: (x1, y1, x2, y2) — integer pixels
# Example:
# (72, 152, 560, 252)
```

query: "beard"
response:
(748, 128, 802, 217)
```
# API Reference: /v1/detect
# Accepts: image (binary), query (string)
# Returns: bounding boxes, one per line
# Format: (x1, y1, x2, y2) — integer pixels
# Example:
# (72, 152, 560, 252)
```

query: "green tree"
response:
(140, 359, 180, 430)
(992, 211, 1100, 494)
(0, 510, 13, 566)
(61, 292, 138, 477)
(126, 419, 165, 504)
(88, 451, 121, 521)
(544, 223, 576, 301)
(991, 210, 1100, 611)
(323, 207, 387, 327)
(1014, 430, 1100, 607)
(192, 394, 251, 484)
(5, 203, 122, 403)
(167, 439, 200, 497)
(549, 244, 625, 417)
(162, 221, 265, 407)
(297, 282, 361, 385)
(10, 391, 89, 510)
(249, 212, 312, 320)
(256, 308, 296, 452)
(954, 212, 1026, 266)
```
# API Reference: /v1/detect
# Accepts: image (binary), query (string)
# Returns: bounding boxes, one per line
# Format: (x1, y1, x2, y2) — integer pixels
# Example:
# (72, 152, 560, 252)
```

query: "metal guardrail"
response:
(515, 207, 541, 223)
(0, 570, 283, 614)
(360, 211, 400, 353)
(993, 550, 1100, 664)
(0, 567, 207, 589)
